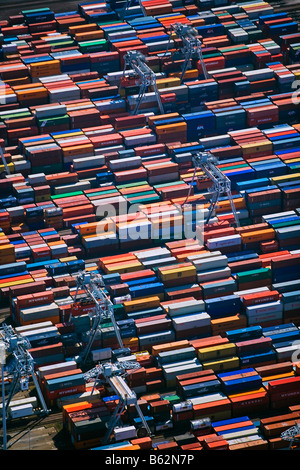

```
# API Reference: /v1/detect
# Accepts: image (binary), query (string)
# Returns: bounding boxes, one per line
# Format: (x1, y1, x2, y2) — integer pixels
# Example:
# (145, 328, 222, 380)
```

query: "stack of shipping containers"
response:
(0, 0, 300, 451)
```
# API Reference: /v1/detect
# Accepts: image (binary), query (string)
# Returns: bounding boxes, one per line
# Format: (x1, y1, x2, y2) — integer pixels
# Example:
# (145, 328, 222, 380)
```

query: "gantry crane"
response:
(0, 323, 49, 446)
(122, 50, 165, 115)
(280, 421, 300, 449)
(182, 151, 240, 227)
(84, 360, 153, 444)
(120, 0, 146, 20)
(0, 145, 10, 175)
(71, 271, 124, 364)
(164, 23, 209, 82)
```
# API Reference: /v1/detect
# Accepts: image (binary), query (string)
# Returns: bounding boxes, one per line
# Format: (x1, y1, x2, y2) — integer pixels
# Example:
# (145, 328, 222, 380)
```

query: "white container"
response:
(173, 401, 193, 413)
(73, 155, 105, 170)
(109, 156, 142, 171)
(38, 361, 78, 380)
(190, 392, 227, 406)
(206, 234, 242, 250)
(186, 251, 222, 262)
(197, 266, 232, 283)
(246, 301, 283, 317)
(113, 425, 137, 441)
(192, 255, 228, 272)
(172, 312, 211, 331)
(15, 321, 53, 334)
(10, 404, 33, 419)
(0, 397, 37, 412)
(91, 348, 112, 362)
(168, 299, 205, 317)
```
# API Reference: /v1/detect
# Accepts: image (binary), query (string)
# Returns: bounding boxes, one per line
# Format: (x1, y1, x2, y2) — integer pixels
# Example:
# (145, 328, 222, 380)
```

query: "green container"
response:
(127, 195, 161, 205)
(38, 114, 70, 127)
(79, 39, 108, 53)
(163, 395, 181, 405)
(51, 191, 83, 200)
(31, 163, 63, 174)
(86, 189, 119, 197)
(117, 180, 148, 189)
(0, 111, 32, 121)
(237, 268, 271, 283)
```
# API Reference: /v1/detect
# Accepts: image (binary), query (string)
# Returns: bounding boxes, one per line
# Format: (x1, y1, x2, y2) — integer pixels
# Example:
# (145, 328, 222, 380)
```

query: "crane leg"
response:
(5, 372, 20, 415)
(152, 82, 165, 115)
(226, 190, 240, 227)
(133, 83, 147, 115)
(205, 190, 219, 224)
(102, 399, 125, 445)
(30, 367, 49, 415)
(135, 402, 153, 436)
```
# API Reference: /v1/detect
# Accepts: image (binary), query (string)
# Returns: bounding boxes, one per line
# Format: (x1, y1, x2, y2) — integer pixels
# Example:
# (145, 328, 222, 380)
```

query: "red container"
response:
(242, 290, 280, 306)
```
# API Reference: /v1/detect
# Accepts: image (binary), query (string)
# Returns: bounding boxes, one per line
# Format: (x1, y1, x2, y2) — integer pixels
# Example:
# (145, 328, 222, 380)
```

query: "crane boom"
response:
(164, 23, 209, 82)
(122, 50, 165, 115)
(120, 0, 146, 20)
(182, 151, 240, 227)
(0, 323, 49, 438)
(83, 360, 153, 444)
(72, 271, 124, 363)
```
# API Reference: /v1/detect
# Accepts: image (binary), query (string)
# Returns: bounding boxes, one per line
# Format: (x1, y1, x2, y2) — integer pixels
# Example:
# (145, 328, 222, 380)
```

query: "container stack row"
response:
(0, 0, 300, 451)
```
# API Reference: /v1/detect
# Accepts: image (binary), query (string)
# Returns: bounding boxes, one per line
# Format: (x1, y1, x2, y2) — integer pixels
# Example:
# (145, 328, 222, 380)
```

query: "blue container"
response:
(220, 375, 262, 394)
(226, 325, 263, 342)
(239, 350, 276, 366)
(182, 379, 221, 398)
(205, 295, 241, 318)
(183, 111, 216, 139)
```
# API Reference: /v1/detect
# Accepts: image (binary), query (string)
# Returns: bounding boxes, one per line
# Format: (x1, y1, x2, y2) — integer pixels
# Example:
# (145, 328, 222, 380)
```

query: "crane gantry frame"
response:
(120, 0, 146, 20)
(182, 150, 240, 227)
(164, 23, 209, 82)
(122, 50, 165, 115)
(84, 360, 153, 444)
(71, 270, 124, 364)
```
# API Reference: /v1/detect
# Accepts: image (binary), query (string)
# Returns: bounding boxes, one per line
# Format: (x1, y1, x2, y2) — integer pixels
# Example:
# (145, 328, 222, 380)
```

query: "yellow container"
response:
(123, 296, 161, 313)
(0, 244, 15, 254)
(30, 60, 61, 77)
(156, 122, 187, 135)
(241, 228, 275, 243)
(261, 372, 295, 382)
(169, 69, 199, 80)
(271, 172, 300, 185)
(54, 131, 84, 140)
(241, 141, 273, 155)
(123, 337, 139, 347)
(105, 260, 143, 274)
(59, 256, 78, 263)
(75, 31, 104, 41)
(215, 197, 246, 212)
(152, 340, 190, 357)
(0, 278, 33, 289)
(158, 265, 196, 281)
(197, 343, 237, 361)
(202, 356, 240, 372)
(0, 162, 14, 174)
(152, 77, 181, 90)
(69, 23, 99, 34)
(228, 387, 266, 399)
(211, 315, 247, 334)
